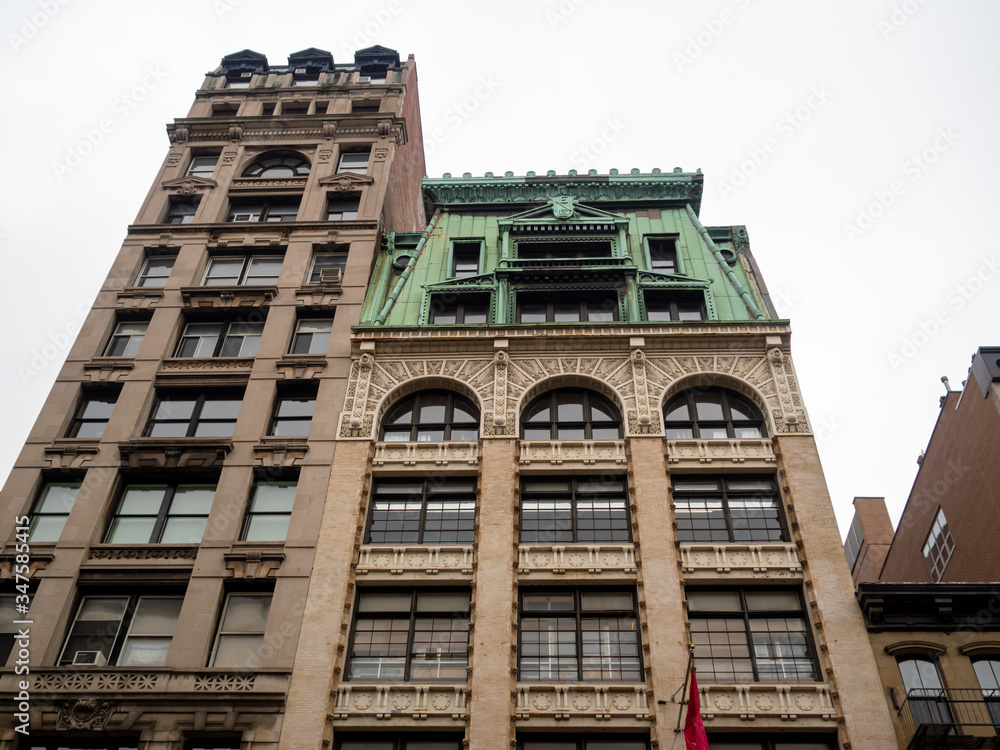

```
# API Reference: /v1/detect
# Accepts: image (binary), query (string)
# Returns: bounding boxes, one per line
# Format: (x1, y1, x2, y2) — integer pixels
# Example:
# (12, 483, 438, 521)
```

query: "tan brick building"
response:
(0, 49, 900, 750)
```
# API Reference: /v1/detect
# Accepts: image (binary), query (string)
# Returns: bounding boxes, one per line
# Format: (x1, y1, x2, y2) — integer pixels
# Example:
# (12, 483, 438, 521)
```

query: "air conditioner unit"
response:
(357, 75, 371, 83)
(294, 68, 308, 75)
(319, 267, 343, 283)
(239, 71, 252, 78)
(72, 651, 107, 666)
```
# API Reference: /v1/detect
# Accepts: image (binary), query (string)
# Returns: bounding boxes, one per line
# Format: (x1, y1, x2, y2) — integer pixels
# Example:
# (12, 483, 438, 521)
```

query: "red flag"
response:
(683, 667, 710, 750)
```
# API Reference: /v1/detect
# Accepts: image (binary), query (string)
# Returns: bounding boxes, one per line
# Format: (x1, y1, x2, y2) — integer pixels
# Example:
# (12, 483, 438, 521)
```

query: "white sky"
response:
(2, 0, 997, 540)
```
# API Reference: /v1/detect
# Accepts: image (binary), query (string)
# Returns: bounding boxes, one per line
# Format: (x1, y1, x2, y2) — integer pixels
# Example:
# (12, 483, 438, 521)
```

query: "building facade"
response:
(0, 50, 903, 750)
(275, 171, 898, 749)
(846, 348, 1000, 748)
(0, 46, 425, 749)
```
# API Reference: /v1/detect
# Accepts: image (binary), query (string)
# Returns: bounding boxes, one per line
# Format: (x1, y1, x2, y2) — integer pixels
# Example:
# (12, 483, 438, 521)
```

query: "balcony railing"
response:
(898, 688, 1000, 749)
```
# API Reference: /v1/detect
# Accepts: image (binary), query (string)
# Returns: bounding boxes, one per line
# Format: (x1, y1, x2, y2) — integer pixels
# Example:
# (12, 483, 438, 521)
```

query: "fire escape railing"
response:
(898, 688, 1000, 749)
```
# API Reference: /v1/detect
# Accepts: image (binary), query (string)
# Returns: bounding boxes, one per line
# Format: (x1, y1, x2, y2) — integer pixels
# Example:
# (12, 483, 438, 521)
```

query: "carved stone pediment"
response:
(253, 438, 309, 467)
(118, 438, 233, 469)
(502, 197, 629, 226)
(225, 547, 285, 579)
(83, 357, 134, 382)
(275, 355, 327, 380)
(294, 283, 343, 307)
(319, 172, 374, 191)
(180, 285, 277, 308)
(44, 440, 101, 470)
(0, 550, 53, 579)
(116, 288, 164, 309)
(161, 176, 217, 194)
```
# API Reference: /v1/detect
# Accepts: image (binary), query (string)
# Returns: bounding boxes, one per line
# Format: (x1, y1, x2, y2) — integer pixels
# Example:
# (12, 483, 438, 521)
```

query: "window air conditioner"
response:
(72, 651, 107, 666)
(294, 68, 308, 75)
(240, 72, 252, 78)
(357, 76, 371, 83)
(319, 267, 343, 283)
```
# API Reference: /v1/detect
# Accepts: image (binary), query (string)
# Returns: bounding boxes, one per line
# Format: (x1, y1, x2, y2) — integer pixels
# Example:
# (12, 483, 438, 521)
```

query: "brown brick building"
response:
(0, 49, 901, 750)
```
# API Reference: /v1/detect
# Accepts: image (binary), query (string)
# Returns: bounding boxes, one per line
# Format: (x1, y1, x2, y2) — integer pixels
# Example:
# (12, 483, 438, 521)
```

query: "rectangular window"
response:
(338, 150, 371, 175)
(227, 198, 299, 223)
(212, 103, 239, 116)
(687, 588, 818, 683)
(136, 256, 175, 287)
(210, 593, 272, 667)
(367, 478, 476, 545)
(704, 737, 836, 750)
(175, 320, 264, 358)
(520, 477, 629, 544)
(519, 738, 648, 750)
(451, 241, 481, 277)
(292, 71, 320, 86)
(280, 101, 309, 115)
(242, 481, 297, 542)
(844, 513, 864, 571)
(203, 256, 282, 286)
(429, 294, 490, 325)
(647, 238, 678, 273)
(347, 590, 470, 682)
(309, 251, 348, 283)
(67, 394, 117, 438)
(644, 290, 705, 322)
(290, 318, 333, 355)
(58, 595, 183, 666)
(105, 483, 216, 544)
(165, 197, 198, 224)
(186, 154, 219, 179)
(516, 240, 613, 260)
(672, 475, 785, 543)
(268, 393, 316, 437)
(922, 508, 955, 582)
(0, 596, 22, 663)
(27, 482, 81, 542)
(104, 321, 148, 357)
(337, 737, 463, 750)
(517, 292, 618, 323)
(519, 588, 642, 682)
(145, 392, 243, 438)
(327, 197, 360, 221)
(351, 100, 381, 114)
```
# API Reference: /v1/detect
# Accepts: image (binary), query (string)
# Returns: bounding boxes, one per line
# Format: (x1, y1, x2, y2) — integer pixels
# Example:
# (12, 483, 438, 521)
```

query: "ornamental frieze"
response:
(338, 337, 810, 439)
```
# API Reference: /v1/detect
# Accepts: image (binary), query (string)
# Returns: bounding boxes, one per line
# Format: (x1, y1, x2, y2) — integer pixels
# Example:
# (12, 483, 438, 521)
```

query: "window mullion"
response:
(570, 481, 579, 542)
(187, 395, 207, 437)
(405, 592, 418, 681)
(575, 592, 583, 681)
(151, 484, 176, 542)
(721, 486, 735, 542)
(238, 257, 251, 285)
(418, 481, 429, 544)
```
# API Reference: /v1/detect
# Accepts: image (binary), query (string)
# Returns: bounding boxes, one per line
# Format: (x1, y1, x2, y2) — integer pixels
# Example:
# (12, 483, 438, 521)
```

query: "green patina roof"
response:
(359, 171, 775, 328)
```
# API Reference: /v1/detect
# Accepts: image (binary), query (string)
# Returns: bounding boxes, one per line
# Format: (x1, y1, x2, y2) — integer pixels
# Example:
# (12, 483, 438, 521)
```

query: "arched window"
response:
(973, 658, 1000, 726)
(380, 390, 479, 442)
(521, 388, 622, 440)
(242, 154, 311, 178)
(663, 387, 765, 439)
(898, 657, 952, 727)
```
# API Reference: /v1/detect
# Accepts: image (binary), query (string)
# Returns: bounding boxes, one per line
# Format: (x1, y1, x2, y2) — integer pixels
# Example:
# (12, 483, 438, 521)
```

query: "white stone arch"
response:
(514, 374, 628, 438)
(657, 372, 777, 437)
(373, 375, 486, 440)
(237, 148, 313, 177)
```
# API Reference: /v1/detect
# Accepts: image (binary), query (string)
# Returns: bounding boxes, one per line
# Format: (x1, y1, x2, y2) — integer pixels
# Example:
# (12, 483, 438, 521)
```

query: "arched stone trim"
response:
(373, 376, 485, 439)
(958, 641, 1000, 657)
(238, 148, 313, 177)
(658, 371, 777, 438)
(513, 374, 627, 438)
(884, 640, 948, 657)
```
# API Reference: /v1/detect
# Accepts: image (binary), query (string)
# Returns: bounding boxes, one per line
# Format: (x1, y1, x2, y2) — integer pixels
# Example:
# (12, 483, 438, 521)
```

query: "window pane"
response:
(358, 593, 411, 612)
(160, 516, 208, 544)
(694, 392, 725, 420)
(245, 514, 292, 542)
(129, 598, 183, 635)
(119, 486, 168, 514)
(522, 593, 575, 611)
(222, 595, 271, 632)
(201, 399, 242, 420)
(556, 392, 584, 422)
(168, 485, 216, 514)
(417, 592, 471, 612)
(214, 634, 264, 667)
(251, 482, 296, 511)
(580, 592, 633, 611)
(119, 636, 171, 667)
(418, 393, 447, 422)
(36, 483, 81, 513)
(276, 397, 316, 417)
(107, 517, 157, 544)
(745, 592, 800, 611)
(687, 591, 741, 611)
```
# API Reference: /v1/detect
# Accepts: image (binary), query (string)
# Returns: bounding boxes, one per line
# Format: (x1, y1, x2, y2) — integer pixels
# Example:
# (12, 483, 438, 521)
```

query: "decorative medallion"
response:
(393, 692, 412, 710)
(754, 694, 774, 711)
(730, 553, 749, 566)
(531, 553, 551, 567)
(603, 552, 622, 566)
(612, 694, 632, 711)
(572, 693, 593, 711)
(766, 552, 784, 566)
(714, 694, 735, 711)
(353, 693, 373, 710)
(531, 694, 552, 711)
(693, 553, 713, 567)
(373, 554, 391, 568)
(442, 554, 460, 567)
(431, 693, 451, 710)
(567, 553, 585, 567)
(552, 196, 575, 219)
(794, 694, 816, 711)
(407, 555, 425, 567)
(56, 698, 114, 730)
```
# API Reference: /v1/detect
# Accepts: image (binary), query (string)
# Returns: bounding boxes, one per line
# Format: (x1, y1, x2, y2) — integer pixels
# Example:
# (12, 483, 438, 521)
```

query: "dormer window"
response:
(225, 71, 253, 89)
(292, 68, 320, 86)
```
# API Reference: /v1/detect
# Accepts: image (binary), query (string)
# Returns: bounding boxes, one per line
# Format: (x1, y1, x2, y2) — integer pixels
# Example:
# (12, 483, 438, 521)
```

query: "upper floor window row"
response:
(162, 193, 361, 225)
(242, 154, 311, 178)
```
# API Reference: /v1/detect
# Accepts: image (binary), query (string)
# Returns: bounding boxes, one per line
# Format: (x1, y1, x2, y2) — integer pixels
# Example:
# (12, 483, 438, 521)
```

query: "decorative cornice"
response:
(884, 641, 948, 656)
(127, 220, 378, 235)
(229, 176, 307, 191)
(117, 438, 233, 469)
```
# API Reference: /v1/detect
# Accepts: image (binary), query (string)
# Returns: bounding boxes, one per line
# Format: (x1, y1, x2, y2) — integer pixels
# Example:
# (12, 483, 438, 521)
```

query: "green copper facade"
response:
(359, 170, 778, 329)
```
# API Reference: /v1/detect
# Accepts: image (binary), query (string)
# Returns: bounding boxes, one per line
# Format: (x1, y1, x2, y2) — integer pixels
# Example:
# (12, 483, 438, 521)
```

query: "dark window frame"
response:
(209, 592, 273, 667)
(104, 320, 149, 357)
(687, 587, 820, 683)
(186, 152, 220, 179)
(267, 391, 317, 437)
(663, 387, 766, 439)
(104, 482, 217, 545)
(520, 388, 623, 441)
(57, 592, 184, 667)
(922, 507, 955, 583)
(174, 319, 266, 358)
(515, 238, 615, 260)
(643, 290, 706, 322)
(338, 149, 371, 175)
(290, 316, 333, 354)
(517, 737, 650, 750)
(144, 391, 243, 438)
(136, 256, 175, 287)
(326, 196, 361, 221)
(519, 476, 630, 544)
(366, 477, 477, 545)
(646, 236, 679, 273)
(450, 240, 483, 277)
(309, 251, 348, 283)
(164, 196, 199, 224)
(241, 154, 311, 178)
(345, 589, 471, 683)
(335, 735, 464, 750)
(703, 735, 837, 750)
(379, 390, 480, 443)
(516, 291, 620, 323)
(241, 479, 298, 542)
(27, 481, 81, 543)
(203, 255, 283, 286)
(671, 475, 787, 544)
(226, 196, 301, 223)
(518, 587, 643, 683)
(67, 392, 118, 439)
(429, 293, 491, 325)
